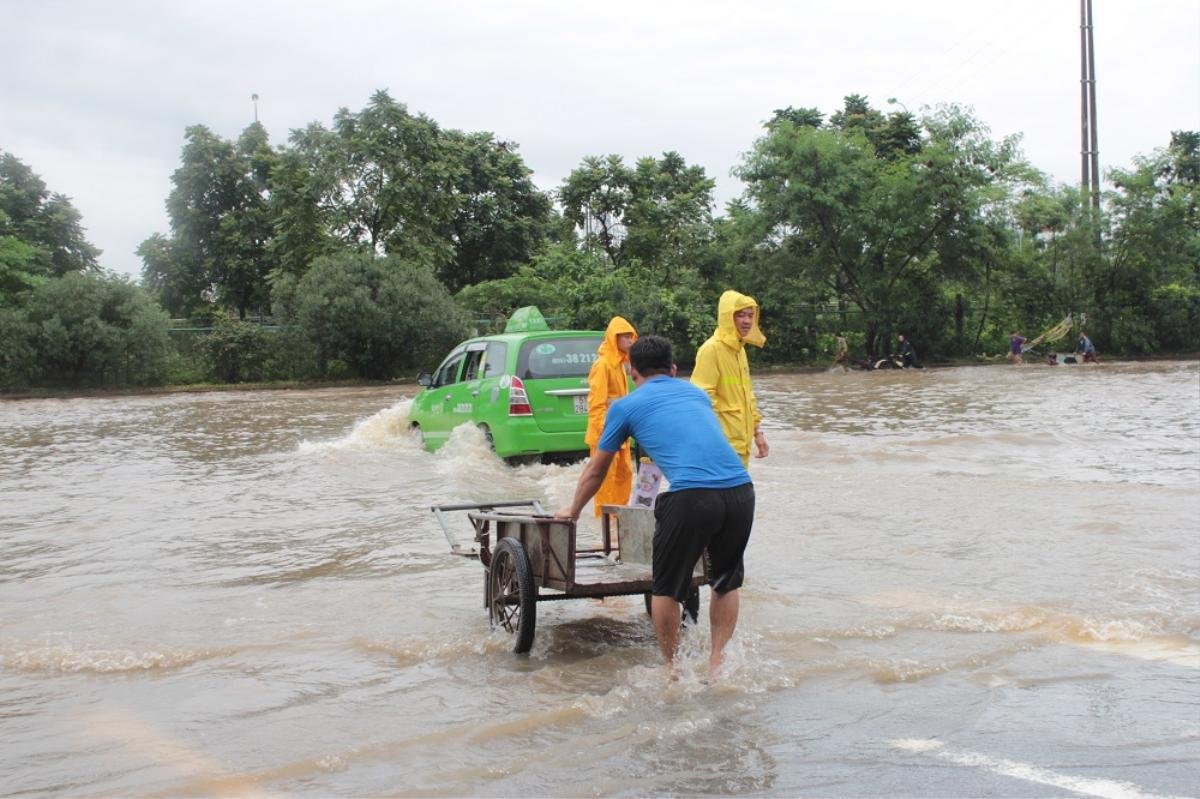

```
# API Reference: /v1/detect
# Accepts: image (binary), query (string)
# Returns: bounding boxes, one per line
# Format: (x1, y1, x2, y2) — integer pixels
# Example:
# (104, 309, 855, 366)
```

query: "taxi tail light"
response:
(508, 377, 533, 416)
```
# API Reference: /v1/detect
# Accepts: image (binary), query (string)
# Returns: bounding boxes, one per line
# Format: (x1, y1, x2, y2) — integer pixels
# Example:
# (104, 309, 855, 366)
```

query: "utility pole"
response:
(1080, 0, 1099, 210)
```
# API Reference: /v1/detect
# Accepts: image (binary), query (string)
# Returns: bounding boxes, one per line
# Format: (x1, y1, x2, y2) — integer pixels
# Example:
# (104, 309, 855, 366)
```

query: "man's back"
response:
(599, 375, 749, 491)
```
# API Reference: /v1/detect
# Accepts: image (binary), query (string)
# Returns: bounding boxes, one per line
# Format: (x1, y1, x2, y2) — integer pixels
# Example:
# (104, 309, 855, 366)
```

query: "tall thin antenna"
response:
(1079, 0, 1099, 209)
(1086, 0, 1099, 207)
(1080, 0, 1090, 195)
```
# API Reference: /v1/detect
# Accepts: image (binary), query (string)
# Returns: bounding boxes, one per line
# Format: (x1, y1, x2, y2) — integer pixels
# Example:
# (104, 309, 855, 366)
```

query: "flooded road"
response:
(2, 361, 1197, 797)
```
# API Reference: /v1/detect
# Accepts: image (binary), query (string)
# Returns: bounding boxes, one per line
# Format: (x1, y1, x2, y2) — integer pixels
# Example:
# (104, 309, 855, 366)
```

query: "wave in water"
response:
(853, 589, 1200, 666)
(0, 642, 236, 674)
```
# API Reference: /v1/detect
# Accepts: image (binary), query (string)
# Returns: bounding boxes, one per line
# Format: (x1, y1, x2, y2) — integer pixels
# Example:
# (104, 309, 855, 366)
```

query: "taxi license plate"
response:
(573, 395, 587, 414)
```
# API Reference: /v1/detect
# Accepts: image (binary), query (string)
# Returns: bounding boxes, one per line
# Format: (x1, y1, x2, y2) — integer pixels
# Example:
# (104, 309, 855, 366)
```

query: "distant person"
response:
(834, 332, 850, 372)
(585, 316, 637, 517)
(1076, 331, 1099, 363)
(691, 290, 768, 466)
(557, 335, 755, 679)
(1009, 331, 1027, 364)
(896, 334, 919, 368)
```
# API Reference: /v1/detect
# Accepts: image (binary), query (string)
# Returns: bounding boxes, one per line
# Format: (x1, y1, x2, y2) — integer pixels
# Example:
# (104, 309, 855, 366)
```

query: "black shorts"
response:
(651, 482, 755, 602)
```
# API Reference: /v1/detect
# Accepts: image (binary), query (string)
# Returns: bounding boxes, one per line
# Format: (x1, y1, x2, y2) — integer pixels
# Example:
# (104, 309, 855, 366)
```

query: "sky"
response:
(3, 0, 1198, 279)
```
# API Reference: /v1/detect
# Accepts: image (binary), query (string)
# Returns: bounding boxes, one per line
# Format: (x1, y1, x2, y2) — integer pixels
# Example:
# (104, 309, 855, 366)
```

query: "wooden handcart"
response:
(431, 499, 704, 653)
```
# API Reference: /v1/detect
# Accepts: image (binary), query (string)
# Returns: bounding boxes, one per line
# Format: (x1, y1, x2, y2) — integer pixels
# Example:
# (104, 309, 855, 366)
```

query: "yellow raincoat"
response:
(690, 291, 765, 466)
(586, 316, 638, 516)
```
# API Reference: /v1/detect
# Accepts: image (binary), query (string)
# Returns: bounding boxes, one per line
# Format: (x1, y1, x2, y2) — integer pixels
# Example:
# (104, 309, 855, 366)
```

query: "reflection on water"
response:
(1, 362, 1197, 796)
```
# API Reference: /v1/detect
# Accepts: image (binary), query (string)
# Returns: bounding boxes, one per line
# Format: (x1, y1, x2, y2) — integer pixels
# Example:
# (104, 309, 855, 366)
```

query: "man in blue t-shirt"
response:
(557, 335, 755, 678)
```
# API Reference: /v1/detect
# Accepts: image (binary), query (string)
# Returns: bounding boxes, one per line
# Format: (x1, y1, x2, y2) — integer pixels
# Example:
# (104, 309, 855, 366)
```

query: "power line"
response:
(926, 2, 1061, 106)
(883, 0, 1022, 98)
(888, 0, 1046, 107)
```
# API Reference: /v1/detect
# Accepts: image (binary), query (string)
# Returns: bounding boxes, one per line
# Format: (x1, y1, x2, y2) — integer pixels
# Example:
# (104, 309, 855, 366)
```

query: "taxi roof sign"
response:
(504, 306, 551, 333)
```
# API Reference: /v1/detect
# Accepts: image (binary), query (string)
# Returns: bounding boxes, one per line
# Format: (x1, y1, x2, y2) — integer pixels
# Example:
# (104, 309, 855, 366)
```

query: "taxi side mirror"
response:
(417, 372, 433, 388)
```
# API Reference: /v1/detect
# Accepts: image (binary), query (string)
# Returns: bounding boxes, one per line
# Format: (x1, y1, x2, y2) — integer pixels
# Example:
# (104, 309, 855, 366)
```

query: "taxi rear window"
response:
(518, 337, 602, 379)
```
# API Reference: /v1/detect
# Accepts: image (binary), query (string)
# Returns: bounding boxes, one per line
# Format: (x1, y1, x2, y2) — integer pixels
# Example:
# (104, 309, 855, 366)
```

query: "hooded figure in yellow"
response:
(691, 291, 769, 466)
(585, 316, 638, 516)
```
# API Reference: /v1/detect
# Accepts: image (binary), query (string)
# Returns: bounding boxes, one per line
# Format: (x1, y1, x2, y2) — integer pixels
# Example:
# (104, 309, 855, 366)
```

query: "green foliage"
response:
(1, 272, 172, 388)
(0, 235, 43, 300)
(289, 252, 468, 379)
(142, 123, 276, 318)
(267, 149, 336, 281)
(289, 91, 457, 264)
(197, 311, 275, 383)
(455, 270, 560, 321)
(117, 92, 1197, 382)
(434, 131, 552, 291)
(1149, 283, 1200, 351)
(0, 305, 35, 387)
(734, 97, 1040, 357)
(559, 151, 716, 283)
(0, 151, 100, 305)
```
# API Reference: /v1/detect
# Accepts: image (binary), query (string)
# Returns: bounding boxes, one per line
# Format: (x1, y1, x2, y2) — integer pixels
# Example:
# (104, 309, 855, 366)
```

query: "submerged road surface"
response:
(1, 361, 1197, 796)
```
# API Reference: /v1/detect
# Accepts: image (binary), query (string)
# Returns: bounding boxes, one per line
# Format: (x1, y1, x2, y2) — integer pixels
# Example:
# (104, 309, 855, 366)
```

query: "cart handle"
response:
(430, 499, 547, 554)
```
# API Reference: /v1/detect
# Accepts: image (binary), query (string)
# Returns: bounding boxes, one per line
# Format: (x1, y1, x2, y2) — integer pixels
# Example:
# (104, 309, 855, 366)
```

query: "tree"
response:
(289, 91, 458, 266)
(6, 272, 172, 387)
(559, 151, 717, 283)
(768, 106, 824, 129)
(142, 124, 275, 318)
(290, 252, 468, 379)
(0, 151, 100, 302)
(735, 98, 1035, 356)
(559, 154, 635, 266)
(267, 148, 334, 282)
(215, 123, 277, 318)
(1099, 130, 1200, 352)
(433, 131, 552, 292)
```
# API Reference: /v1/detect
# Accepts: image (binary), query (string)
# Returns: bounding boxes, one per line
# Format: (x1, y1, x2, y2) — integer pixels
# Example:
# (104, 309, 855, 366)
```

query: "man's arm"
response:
(555, 449, 617, 519)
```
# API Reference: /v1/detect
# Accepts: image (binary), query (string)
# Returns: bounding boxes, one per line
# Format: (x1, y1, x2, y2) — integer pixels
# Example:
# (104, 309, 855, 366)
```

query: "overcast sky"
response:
(4, 0, 1198, 279)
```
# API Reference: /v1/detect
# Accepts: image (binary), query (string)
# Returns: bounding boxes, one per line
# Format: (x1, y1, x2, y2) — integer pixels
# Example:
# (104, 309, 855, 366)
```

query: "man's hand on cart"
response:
(556, 449, 615, 520)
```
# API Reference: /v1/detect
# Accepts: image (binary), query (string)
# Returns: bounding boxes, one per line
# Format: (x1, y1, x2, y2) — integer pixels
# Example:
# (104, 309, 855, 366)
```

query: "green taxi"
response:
(410, 308, 603, 463)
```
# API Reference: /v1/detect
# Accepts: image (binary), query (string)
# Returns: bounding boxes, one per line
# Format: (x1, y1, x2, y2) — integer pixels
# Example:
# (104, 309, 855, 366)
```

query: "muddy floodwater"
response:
(2, 361, 1198, 797)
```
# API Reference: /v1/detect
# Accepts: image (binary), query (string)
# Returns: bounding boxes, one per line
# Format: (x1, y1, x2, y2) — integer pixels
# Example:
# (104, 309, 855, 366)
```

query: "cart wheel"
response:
(488, 537, 537, 653)
(644, 587, 701, 624)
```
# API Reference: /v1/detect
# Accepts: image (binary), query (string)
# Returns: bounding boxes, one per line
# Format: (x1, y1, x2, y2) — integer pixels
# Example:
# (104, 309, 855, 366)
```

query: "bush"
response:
(1150, 283, 1200, 352)
(289, 252, 469, 379)
(197, 312, 275, 383)
(0, 306, 35, 388)
(4, 272, 172, 388)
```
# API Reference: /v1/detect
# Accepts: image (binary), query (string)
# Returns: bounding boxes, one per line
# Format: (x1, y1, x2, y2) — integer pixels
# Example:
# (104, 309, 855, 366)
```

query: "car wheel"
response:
(478, 424, 494, 451)
(409, 423, 425, 447)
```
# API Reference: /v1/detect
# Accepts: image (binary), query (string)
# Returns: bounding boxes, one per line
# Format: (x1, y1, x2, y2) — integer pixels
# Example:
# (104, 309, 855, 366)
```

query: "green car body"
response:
(410, 319, 604, 462)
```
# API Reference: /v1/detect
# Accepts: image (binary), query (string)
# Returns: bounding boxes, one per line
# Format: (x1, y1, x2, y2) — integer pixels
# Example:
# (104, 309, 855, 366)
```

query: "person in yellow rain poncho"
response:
(585, 316, 638, 516)
(691, 291, 768, 467)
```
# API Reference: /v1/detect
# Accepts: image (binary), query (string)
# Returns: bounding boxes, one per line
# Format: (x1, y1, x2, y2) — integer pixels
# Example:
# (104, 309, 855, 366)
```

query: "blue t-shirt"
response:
(598, 375, 751, 491)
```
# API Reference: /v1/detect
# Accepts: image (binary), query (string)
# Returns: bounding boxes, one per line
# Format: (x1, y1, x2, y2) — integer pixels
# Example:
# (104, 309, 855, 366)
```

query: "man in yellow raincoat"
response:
(691, 291, 768, 466)
(585, 316, 638, 516)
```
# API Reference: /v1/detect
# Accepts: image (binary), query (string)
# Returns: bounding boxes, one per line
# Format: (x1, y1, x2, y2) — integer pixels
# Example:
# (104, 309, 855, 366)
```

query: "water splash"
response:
(297, 398, 419, 454)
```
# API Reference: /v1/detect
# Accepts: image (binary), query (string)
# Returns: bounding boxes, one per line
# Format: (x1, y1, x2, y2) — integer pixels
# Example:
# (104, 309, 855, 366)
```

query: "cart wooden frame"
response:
(431, 499, 704, 653)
